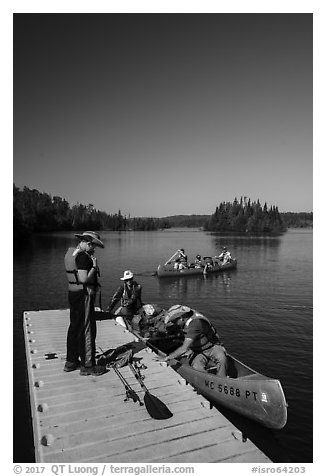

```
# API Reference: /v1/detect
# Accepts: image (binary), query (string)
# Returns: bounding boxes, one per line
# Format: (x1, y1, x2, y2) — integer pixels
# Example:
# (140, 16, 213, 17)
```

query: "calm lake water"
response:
(13, 228, 313, 463)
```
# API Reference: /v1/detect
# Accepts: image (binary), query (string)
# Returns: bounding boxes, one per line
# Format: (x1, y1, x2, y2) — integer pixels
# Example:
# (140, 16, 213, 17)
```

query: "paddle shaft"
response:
(164, 250, 179, 266)
(112, 365, 143, 405)
(133, 271, 158, 277)
(124, 325, 179, 366)
(128, 362, 149, 393)
(140, 338, 179, 366)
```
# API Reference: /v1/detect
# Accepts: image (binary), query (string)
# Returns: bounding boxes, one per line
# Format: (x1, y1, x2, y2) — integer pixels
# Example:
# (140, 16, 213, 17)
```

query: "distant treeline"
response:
(13, 186, 312, 244)
(13, 185, 170, 244)
(162, 214, 210, 228)
(280, 212, 313, 228)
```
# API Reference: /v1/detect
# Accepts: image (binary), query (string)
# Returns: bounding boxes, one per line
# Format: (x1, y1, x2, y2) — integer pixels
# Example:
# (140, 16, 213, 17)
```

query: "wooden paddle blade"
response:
(144, 392, 173, 420)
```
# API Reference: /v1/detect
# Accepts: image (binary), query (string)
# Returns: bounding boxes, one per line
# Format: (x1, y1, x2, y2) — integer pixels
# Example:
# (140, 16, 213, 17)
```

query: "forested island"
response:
(13, 185, 312, 245)
(206, 197, 286, 233)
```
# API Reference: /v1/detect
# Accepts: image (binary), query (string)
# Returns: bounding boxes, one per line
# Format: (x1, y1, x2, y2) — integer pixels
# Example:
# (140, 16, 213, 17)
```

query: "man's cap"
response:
(164, 305, 194, 324)
(75, 231, 104, 248)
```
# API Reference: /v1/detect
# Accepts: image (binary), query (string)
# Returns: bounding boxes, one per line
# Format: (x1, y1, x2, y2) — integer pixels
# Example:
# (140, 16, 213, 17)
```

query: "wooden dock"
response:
(23, 309, 271, 463)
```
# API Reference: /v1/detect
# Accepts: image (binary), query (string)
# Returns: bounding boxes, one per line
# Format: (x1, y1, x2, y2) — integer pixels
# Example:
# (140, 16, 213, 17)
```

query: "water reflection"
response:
(210, 233, 282, 261)
(158, 269, 236, 303)
(210, 233, 282, 247)
(158, 275, 190, 300)
(206, 271, 233, 290)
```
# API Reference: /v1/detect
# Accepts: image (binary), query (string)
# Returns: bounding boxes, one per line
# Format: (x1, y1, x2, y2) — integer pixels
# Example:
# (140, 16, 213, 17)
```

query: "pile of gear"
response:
(128, 303, 196, 353)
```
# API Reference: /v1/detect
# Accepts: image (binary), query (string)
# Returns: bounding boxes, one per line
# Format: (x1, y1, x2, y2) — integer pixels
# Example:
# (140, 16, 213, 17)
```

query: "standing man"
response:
(107, 270, 143, 327)
(64, 231, 106, 376)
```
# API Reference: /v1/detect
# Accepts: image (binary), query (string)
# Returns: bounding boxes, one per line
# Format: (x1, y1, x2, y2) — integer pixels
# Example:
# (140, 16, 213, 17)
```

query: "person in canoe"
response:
(218, 246, 232, 265)
(159, 305, 227, 376)
(203, 256, 215, 273)
(194, 254, 203, 268)
(188, 254, 203, 269)
(169, 249, 187, 269)
(106, 270, 143, 326)
(172, 249, 188, 270)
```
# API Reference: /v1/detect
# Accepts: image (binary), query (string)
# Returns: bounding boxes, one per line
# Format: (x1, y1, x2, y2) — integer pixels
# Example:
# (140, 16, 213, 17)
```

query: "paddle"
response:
(112, 364, 144, 406)
(94, 293, 115, 320)
(164, 250, 179, 266)
(128, 361, 173, 420)
(133, 271, 158, 277)
(123, 323, 179, 367)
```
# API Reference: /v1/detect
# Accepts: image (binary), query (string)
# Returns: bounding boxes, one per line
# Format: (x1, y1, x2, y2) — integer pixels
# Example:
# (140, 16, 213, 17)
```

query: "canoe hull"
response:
(127, 326, 287, 430)
(124, 302, 287, 430)
(173, 357, 287, 430)
(157, 259, 237, 278)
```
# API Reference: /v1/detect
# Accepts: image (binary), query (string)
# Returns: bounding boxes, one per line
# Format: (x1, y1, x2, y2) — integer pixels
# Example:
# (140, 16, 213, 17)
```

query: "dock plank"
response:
(23, 309, 270, 463)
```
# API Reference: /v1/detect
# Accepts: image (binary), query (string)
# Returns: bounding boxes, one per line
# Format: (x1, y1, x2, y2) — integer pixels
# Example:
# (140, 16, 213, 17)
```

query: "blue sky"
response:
(12, 11, 313, 217)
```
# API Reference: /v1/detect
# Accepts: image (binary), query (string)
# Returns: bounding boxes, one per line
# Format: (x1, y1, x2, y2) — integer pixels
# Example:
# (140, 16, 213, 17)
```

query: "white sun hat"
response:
(120, 270, 134, 281)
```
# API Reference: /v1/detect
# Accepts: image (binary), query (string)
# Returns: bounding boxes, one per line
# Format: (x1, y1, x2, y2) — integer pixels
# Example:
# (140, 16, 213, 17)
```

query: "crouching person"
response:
(106, 270, 143, 327)
(160, 305, 227, 376)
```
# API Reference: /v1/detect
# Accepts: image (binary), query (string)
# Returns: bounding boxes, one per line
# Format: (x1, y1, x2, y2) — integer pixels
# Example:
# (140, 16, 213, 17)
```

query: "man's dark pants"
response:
(67, 290, 97, 367)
